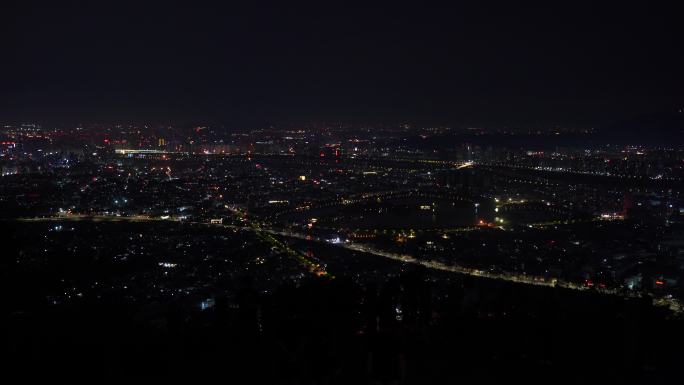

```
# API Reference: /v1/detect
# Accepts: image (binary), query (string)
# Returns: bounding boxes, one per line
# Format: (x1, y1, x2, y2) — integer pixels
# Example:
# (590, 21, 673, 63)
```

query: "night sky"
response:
(2, 1, 683, 127)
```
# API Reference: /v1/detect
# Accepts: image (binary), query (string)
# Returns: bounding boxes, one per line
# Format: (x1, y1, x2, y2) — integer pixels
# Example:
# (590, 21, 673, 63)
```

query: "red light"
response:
(320, 151, 325, 157)
(585, 279, 594, 287)
(655, 280, 664, 286)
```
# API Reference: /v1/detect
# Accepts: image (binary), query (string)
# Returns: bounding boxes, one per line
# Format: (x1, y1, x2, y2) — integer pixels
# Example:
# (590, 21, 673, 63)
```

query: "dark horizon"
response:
(2, 1, 683, 128)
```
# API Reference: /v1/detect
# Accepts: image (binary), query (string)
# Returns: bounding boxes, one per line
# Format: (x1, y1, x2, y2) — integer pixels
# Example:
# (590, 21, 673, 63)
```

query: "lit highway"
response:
(260, 227, 683, 314)
(13, 213, 682, 314)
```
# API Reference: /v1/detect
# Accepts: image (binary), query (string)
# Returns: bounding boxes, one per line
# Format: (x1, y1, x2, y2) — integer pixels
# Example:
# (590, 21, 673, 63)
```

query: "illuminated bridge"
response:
(115, 149, 172, 155)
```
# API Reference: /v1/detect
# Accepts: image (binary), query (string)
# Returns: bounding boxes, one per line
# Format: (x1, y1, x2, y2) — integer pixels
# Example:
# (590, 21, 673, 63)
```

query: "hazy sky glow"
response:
(2, 1, 683, 127)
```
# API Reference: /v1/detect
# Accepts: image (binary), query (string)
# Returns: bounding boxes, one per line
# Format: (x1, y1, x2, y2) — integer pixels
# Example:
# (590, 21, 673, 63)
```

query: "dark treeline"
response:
(4, 268, 682, 383)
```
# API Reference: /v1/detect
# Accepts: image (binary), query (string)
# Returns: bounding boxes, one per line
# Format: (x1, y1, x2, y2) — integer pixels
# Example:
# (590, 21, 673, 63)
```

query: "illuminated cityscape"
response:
(3, 1, 684, 383)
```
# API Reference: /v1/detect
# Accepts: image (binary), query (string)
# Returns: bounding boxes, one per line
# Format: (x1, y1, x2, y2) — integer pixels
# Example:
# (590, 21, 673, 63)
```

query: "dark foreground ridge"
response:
(2, 220, 682, 383)
(5, 273, 682, 383)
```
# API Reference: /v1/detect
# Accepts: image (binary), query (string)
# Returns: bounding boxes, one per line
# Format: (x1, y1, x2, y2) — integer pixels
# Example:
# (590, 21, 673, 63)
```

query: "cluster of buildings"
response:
(1, 122, 683, 308)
